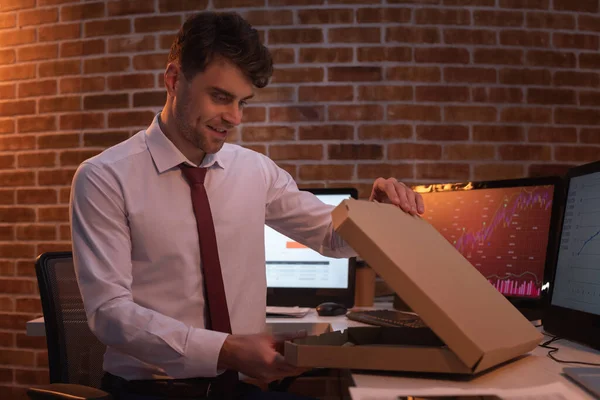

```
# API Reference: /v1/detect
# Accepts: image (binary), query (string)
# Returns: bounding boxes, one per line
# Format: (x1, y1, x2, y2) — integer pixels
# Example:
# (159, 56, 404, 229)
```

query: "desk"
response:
(27, 308, 600, 399)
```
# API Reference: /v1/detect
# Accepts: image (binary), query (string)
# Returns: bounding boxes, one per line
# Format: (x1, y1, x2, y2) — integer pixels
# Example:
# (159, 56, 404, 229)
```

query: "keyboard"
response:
(346, 309, 427, 329)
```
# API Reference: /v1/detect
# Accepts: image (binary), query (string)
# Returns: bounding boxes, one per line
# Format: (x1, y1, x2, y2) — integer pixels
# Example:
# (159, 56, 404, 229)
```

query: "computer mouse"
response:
(316, 302, 348, 317)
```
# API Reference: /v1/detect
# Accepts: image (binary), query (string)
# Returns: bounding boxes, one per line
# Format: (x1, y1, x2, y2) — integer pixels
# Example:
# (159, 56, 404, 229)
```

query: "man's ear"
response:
(164, 62, 181, 97)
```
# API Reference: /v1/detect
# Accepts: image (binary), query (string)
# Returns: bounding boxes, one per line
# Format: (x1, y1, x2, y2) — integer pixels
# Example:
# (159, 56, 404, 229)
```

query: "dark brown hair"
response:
(168, 11, 273, 88)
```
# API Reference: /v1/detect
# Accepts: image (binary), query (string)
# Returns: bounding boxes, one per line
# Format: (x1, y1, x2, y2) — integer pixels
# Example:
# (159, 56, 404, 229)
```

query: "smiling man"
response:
(70, 11, 424, 400)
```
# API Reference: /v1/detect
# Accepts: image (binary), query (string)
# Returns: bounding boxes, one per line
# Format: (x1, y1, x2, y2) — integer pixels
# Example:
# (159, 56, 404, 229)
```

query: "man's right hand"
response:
(217, 332, 308, 383)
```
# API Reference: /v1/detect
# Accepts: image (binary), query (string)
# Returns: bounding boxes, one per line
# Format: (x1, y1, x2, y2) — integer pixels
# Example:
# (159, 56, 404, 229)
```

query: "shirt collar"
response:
(146, 113, 226, 173)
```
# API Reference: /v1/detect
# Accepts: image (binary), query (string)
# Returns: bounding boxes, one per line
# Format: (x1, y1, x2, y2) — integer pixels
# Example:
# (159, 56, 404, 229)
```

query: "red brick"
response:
(84, 94, 128, 110)
(0, 226, 13, 241)
(499, 145, 551, 160)
(38, 242, 73, 254)
(85, 19, 130, 37)
(0, 349, 34, 367)
(270, 106, 324, 122)
(500, 0, 549, 8)
(0, 100, 35, 116)
(555, 146, 600, 162)
(84, 56, 130, 74)
(0, 190, 14, 205)
(38, 133, 79, 149)
(474, 10, 524, 27)
(60, 113, 105, 130)
(133, 53, 166, 70)
(416, 8, 470, 25)
(241, 126, 294, 142)
(356, 7, 412, 23)
(269, 28, 322, 44)
(60, 224, 71, 240)
(329, 67, 382, 82)
(17, 152, 56, 168)
(271, 68, 323, 83)
(417, 163, 470, 180)
(108, 111, 155, 127)
(39, 23, 80, 42)
(444, 29, 496, 45)
(416, 86, 469, 102)
(60, 77, 105, 93)
(39, 59, 80, 77)
(268, 0, 323, 4)
(39, 96, 81, 113)
(61, 2, 104, 21)
(387, 66, 441, 82)
(134, 15, 181, 33)
(500, 68, 551, 85)
(0, 136, 35, 151)
(445, 144, 495, 160)
(554, 33, 599, 50)
(0, 331, 13, 346)
(253, 87, 294, 103)
(17, 188, 57, 204)
(108, 0, 154, 15)
(158, 0, 209, 12)
(554, 0, 597, 12)
(580, 91, 600, 106)
(0, 119, 14, 134)
(243, 107, 266, 123)
(526, 50, 576, 68)
(328, 144, 383, 160)
(299, 125, 354, 141)
(60, 149, 102, 166)
(0, 84, 14, 99)
(299, 48, 353, 63)
(579, 15, 600, 33)
(329, 105, 383, 121)
(0, 27, 35, 47)
(388, 105, 441, 122)
(37, 351, 48, 368)
(133, 91, 166, 107)
(0, 154, 14, 169)
(555, 108, 600, 125)
(18, 8, 58, 27)
(84, 131, 129, 147)
(245, 145, 266, 155)
(16, 225, 56, 241)
(299, 86, 353, 102)
(18, 79, 57, 98)
(445, 67, 497, 84)
(501, 107, 551, 123)
(528, 127, 576, 142)
(357, 46, 411, 62)
(389, 144, 441, 160)
(0, 171, 35, 187)
(558, 72, 600, 89)
(0, 367, 11, 382)
(416, 125, 469, 141)
(500, 30, 549, 47)
(529, 164, 574, 177)
(244, 10, 293, 25)
(358, 85, 412, 102)
(474, 48, 523, 65)
(271, 48, 295, 64)
(17, 116, 56, 133)
(581, 129, 600, 144)
(358, 124, 412, 140)
(0, 14, 16, 30)
(298, 164, 354, 181)
(0, 49, 14, 65)
(16, 330, 45, 347)
(415, 47, 469, 64)
(38, 169, 76, 185)
(329, 27, 380, 43)
(60, 39, 105, 57)
(213, 0, 264, 6)
(109, 35, 155, 53)
(298, 8, 352, 24)
(0, 0, 35, 11)
(526, 12, 575, 29)
(527, 88, 576, 105)
(270, 145, 323, 161)
(0, 244, 35, 259)
(446, 106, 497, 122)
(0, 64, 36, 81)
(39, 0, 80, 4)
(580, 53, 600, 69)
(108, 74, 153, 91)
(160, 33, 176, 50)
(474, 164, 525, 180)
(386, 26, 439, 44)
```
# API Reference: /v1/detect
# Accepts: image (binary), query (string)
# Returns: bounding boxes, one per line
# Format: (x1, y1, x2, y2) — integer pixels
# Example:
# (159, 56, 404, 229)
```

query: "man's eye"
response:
(213, 93, 228, 102)
(239, 101, 248, 109)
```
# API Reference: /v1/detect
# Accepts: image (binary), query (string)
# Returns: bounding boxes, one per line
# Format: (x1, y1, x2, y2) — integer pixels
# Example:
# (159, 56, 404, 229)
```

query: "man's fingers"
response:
(273, 330, 307, 343)
(416, 192, 425, 214)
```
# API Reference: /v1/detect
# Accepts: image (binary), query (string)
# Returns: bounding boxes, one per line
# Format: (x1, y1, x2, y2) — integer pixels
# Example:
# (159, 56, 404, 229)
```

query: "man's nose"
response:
(222, 104, 242, 127)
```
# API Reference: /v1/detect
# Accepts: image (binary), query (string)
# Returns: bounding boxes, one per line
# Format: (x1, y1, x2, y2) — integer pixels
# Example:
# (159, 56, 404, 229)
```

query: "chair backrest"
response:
(35, 251, 106, 388)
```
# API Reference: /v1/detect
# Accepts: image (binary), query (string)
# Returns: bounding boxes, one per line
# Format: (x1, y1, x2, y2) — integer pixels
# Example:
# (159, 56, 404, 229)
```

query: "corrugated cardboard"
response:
(285, 199, 543, 374)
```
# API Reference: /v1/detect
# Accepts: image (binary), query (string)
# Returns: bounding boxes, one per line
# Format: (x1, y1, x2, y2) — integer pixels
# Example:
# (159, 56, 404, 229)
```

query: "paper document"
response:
(349, 382, 587, 400)
(266, 306, 310, 318)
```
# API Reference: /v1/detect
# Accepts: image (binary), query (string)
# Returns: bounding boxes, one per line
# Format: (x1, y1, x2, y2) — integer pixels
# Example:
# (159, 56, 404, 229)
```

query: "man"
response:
(70, 11, 424, 400)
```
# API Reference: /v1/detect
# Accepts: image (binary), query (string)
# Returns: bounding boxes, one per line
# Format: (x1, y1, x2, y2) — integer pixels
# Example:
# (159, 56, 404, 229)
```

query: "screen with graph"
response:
(419, 185, 555, 299)
(552, 171, 600, 315)
(265, 193, 352, 289)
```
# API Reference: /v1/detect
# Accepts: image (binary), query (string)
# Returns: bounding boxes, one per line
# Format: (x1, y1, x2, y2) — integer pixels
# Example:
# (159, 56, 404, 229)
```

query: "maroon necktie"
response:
(181, 165, 238, 395)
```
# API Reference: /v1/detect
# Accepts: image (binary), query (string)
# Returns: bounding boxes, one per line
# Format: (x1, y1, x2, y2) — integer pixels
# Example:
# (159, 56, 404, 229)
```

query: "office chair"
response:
(28, 251, 111, 400)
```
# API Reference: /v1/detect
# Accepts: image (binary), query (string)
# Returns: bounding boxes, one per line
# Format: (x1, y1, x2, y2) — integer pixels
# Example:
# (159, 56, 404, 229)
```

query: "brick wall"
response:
(0, 0, 599, 397)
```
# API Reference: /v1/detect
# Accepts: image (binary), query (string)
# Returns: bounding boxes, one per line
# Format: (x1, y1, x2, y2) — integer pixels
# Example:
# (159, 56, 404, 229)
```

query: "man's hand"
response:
(217, 332, 308, 383)
(370, 177, 425, 215)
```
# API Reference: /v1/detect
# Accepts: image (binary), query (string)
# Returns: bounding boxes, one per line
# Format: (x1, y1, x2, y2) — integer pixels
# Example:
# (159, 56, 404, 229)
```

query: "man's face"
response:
(172, 58, 254, 155)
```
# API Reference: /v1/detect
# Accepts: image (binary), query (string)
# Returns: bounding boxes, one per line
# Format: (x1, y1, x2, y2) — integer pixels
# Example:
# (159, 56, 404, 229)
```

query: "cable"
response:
(538, 334, 600, 367)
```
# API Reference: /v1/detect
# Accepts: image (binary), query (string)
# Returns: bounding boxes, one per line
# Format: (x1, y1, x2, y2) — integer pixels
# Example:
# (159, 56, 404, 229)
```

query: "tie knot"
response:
(181, 165, 207, 185)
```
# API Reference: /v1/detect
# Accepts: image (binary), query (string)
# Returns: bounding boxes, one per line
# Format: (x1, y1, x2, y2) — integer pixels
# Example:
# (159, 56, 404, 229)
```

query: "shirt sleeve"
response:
(259, 156, 357, 259)
(70, 162, 228, 379)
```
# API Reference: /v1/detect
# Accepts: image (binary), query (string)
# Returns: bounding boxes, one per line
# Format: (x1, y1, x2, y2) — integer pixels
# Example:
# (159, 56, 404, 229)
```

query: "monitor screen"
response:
(265, 192, 353, 289)
(413, 179, 559, 301)
(551, 170, 600, 315)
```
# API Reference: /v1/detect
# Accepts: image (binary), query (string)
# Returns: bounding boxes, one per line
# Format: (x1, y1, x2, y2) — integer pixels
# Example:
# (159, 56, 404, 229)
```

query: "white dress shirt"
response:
(70, 114, 357, 380)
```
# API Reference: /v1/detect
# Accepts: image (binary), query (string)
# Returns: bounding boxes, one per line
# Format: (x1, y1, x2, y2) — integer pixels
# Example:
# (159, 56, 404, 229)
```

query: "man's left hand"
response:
(369, 177, 425, 216)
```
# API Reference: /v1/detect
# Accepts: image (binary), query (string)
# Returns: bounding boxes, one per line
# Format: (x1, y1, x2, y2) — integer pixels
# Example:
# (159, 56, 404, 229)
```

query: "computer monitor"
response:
(544, 160, 600, 350)
(408, 177, 564, 320)
(265, 188, 358, 308)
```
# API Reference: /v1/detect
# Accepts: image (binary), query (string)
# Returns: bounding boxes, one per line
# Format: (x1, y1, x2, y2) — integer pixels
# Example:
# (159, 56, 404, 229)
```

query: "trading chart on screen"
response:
(420, 186, 554, 298)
